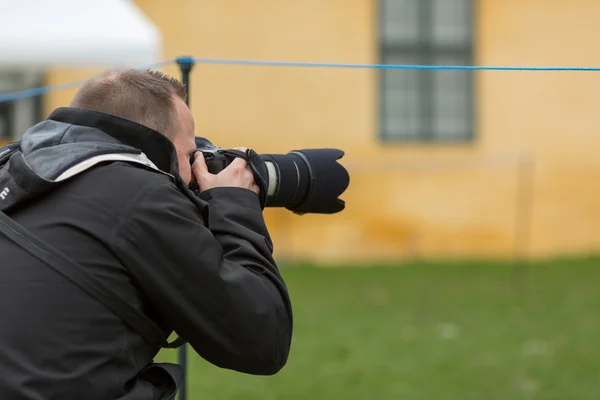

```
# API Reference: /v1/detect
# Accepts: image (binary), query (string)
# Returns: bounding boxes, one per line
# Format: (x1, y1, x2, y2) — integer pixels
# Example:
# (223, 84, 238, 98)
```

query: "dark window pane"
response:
(381, 54, 422, 139)
(431, 56, 471, 139)
(431, 0, 472, 46)
(0, 103, 12, 139)
(380, 0, 421, 44)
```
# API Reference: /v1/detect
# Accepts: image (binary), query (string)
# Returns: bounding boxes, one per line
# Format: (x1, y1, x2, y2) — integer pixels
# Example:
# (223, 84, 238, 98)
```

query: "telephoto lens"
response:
(193, 137, 350, 215)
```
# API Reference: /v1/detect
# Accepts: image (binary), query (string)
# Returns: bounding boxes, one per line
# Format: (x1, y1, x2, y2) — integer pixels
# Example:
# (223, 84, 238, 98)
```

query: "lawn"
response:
(157, 256, 600, 400)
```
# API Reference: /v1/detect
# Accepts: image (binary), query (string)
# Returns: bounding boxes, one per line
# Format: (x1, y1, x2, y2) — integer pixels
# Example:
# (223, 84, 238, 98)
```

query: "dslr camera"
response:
(190, 137, 349, 215)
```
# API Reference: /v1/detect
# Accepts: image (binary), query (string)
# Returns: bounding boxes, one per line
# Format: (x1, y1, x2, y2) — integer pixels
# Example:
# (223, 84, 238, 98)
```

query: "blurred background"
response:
(2, 0, 600, 398)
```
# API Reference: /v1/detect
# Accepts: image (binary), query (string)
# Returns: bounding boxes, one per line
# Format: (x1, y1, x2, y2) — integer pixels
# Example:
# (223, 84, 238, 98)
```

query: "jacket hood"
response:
(0, 107, 182, 212)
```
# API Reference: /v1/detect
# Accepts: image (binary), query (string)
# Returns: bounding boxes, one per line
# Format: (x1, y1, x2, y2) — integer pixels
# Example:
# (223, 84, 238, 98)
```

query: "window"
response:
(379, 0, 475, 142)
(0, 69, 44, 141)
(0, 103, 13, 139)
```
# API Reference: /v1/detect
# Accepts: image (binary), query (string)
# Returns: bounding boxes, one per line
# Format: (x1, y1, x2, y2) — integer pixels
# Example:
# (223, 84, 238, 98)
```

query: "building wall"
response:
(477, 0, 600, 259)
(39, 0, 600, 263)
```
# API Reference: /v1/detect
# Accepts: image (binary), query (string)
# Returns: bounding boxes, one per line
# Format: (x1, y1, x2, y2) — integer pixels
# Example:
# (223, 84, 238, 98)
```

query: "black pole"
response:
(177, 56, 195, 107)
(175, 56, 195, 400)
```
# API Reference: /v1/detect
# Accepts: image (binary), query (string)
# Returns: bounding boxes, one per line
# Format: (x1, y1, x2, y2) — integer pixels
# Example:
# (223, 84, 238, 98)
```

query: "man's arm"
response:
(112, 178, 293, 375)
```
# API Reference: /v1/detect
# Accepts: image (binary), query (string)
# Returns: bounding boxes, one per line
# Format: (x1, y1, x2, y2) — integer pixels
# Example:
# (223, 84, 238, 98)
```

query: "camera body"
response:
(189, 137, 236, 175)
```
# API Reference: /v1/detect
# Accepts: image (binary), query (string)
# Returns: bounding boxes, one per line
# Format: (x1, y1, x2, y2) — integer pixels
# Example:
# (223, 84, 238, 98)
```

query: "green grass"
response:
(157, 256, 600, 399)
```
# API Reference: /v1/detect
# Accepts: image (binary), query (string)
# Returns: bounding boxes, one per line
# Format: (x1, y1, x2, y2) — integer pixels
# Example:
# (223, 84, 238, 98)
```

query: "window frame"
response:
(377, 0, 476, 143)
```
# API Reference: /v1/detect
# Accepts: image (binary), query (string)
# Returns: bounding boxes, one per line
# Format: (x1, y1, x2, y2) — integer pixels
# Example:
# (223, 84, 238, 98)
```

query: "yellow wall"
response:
(41, 0, 600, 263)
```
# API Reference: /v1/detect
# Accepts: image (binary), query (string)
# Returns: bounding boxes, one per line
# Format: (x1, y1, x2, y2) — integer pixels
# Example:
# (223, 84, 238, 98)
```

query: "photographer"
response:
(0, 70, 293, 399)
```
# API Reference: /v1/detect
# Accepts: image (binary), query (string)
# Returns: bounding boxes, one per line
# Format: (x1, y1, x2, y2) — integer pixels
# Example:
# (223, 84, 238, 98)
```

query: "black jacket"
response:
(0, 108, 293, 400)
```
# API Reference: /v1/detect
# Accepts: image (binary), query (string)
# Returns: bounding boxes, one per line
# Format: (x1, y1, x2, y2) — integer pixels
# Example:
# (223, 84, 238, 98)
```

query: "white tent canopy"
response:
(0, 0, 162, 68)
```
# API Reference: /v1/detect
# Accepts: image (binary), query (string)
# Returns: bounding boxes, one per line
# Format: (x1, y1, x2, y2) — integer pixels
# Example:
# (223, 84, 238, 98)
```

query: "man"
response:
(0, 70, 293, 399)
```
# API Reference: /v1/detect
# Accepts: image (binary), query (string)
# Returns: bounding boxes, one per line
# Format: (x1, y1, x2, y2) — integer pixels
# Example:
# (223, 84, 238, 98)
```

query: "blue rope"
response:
(186, 57, 600, 72)
(0, 78, 91, 103)
(1, 56, 600, 103)
(0, 59, 175, 103)
(187, 57, 600, 71)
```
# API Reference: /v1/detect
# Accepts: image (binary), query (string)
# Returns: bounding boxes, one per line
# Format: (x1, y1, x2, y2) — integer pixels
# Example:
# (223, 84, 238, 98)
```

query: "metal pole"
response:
(511, 152, 535, 298)
(175, 55, 195, 400)
(177, 56, 195, 107)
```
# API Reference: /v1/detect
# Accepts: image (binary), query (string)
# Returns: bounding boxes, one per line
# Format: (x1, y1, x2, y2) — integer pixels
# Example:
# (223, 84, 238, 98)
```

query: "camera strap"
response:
(220, 148, 269, 209)
(0, 209, 184, 349)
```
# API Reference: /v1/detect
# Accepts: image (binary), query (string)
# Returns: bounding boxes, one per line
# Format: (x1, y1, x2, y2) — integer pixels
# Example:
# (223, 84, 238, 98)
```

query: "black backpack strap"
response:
(0, 210, 185, 349)
(0, 141, 21, 168)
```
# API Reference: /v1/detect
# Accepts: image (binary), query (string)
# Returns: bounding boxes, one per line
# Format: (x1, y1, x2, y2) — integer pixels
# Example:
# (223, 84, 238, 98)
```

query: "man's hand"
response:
(192, 147, 261, 195)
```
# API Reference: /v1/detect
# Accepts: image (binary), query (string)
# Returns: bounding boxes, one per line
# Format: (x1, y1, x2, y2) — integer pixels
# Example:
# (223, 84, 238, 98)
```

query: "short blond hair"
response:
(70, 69, 187, 138)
